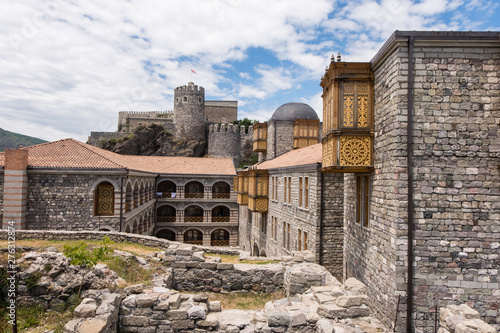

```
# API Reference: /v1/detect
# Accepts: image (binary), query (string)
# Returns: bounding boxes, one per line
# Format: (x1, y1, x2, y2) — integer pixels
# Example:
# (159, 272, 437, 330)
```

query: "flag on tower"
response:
(191, 69, 196, 74)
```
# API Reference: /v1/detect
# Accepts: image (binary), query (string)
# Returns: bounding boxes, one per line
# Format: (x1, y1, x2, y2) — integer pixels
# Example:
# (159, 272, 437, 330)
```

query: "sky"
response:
(0, 0, 499, 142)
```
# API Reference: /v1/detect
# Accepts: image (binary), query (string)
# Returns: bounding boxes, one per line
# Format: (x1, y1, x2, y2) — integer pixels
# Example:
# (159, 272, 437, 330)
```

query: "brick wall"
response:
(0, 173, 4, 222)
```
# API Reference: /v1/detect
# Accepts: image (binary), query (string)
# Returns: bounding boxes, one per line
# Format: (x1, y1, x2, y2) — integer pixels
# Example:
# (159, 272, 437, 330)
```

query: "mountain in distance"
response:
(0, 127, 47, 152)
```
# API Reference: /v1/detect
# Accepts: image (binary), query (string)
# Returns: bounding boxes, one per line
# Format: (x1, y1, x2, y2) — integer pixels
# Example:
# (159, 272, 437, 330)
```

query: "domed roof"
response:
(270, 102, 319, 121)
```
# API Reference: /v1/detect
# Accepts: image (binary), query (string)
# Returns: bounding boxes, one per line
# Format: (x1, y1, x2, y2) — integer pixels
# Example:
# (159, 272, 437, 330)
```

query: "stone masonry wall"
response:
(319, 173, 344, 280)
(26, 173, 122, 231)
(266, 168, 321, 259)
(205, 101, 238, 123)
(237, 205, 253, 253)
(207, 124, 241, 163)
(345, 43, 408, 330)
(410, 41, 500, 330)
(87, 132, 128, 147)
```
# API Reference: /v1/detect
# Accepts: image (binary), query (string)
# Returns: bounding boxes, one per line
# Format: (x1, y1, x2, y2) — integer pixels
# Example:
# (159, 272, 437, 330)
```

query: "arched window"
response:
(157, 181, 176, 198)
(156, 229, 176, 241)
(212, 181, 230, 199)
(184, 229, 203, 245)
(133, 184, 139, 208)
(125, 182, 132, 212)
(211, 229, 229, 246)
(185, 181, 204, 198)
(157, 205, 176, 223)
(253, 243, 260, 257)
(184, 205, 204, 222)
(211, 206, 230, 222)
(94, 182, 114, 216)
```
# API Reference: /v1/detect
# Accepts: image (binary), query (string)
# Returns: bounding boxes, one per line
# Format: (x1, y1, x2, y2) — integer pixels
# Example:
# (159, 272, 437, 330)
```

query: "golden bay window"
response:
(236, 172, 249, 206)
(253, 122, 267, 152)
(294, 119, 319, 149)
(248, 169, 269, 212)
(356, 174, 370, 227)
(94, 182, 114, 216)
(321, 61, 374, 173)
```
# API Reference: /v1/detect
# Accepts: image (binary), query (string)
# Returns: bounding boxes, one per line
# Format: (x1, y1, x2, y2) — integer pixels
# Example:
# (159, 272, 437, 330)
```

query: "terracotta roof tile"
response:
(0, 138, 236, 176)
(255, 143, 322, 170)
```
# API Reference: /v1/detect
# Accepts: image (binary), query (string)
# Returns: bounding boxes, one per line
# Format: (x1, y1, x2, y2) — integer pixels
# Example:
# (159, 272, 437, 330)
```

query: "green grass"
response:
(104, 255, 155, 286)
(207, 291, 284, 310)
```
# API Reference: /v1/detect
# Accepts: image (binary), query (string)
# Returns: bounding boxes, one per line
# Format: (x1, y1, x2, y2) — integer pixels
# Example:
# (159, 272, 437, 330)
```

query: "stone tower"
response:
(173, 82, 205, 141)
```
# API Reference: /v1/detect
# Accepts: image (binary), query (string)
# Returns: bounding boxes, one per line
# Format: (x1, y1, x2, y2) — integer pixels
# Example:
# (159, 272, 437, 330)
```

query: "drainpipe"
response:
(319, 164, 324, 265)
(407, 36, 415, 333)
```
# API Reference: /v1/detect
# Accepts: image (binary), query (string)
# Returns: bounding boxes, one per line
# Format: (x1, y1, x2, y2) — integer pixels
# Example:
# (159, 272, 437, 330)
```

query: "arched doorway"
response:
(211, 229, 229, 246)
(157, 205, 176, 223)
(211, 206, 230, 222)
(185, 181, 204, 198)
(156, 229, 176, 241)
(184, 205, 204, 222)
(184, 229, 203, 245)
(253, 243, 260, 257)
(94, 182, 114, 216)
(212, 181, 230, 199)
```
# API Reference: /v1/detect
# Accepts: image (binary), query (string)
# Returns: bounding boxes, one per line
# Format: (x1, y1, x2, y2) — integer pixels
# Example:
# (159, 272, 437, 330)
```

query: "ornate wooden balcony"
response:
(185, 193, 204, 199)
(211, 239, 229, 246)
(211, 216, 230, 222)
(157, 216, 176, 223)
(184, 216, 204, 222)
(212, 193, 230, 199)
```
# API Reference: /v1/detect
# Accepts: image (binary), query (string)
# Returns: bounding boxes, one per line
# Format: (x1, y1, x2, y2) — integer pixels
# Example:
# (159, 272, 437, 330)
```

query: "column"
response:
(2, 148, 29, 230)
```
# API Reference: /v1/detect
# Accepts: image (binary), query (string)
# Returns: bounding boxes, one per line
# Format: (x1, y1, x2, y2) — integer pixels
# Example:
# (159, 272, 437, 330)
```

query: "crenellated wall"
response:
(207, 124, 253, 165)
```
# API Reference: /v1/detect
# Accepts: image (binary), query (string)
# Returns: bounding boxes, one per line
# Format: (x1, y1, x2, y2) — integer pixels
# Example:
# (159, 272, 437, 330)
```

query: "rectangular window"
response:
(298, 229, 302, 251)
(261, 213, 267, 234)
(356, 174, 370, 227)
(299, 177, 303, 207)
(284, 177, 287, 203)
(287, 177, 292, 204)
(287, 223, 290, 250)
(282, 222, 286, 248)
(305, 177, 309, 208)
(274, 217, 278, 240)
(304, 231, 308, 250)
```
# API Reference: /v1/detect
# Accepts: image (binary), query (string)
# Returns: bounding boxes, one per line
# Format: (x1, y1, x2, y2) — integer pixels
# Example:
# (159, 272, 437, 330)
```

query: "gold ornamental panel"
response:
(340, 136, 371, 166)
(357, 96, 368, 127)
(343, 96, 354, 127)
(256, 198, 268, 212)
(97, 183, 114, 216)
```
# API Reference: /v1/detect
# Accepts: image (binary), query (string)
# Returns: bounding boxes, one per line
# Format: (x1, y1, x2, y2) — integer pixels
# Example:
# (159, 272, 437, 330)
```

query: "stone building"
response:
(320, 31, 500, 331)
(88, 82, 252, 165)
(236, 102, 345, 279)
(0, 139, 238, 246)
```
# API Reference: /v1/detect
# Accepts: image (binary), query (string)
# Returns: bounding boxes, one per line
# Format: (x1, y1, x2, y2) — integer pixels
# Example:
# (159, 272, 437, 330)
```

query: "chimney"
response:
(2, 148, 29, 230)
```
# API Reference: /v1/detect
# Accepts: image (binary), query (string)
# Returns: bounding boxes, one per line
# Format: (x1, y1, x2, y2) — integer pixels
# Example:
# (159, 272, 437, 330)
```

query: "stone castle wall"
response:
(207, 124, 253, 165)
(87, 132, 128, 147)
(173, 83, 205, 141)
(205, 101, 237, 123)
(118, 111, 173, 126)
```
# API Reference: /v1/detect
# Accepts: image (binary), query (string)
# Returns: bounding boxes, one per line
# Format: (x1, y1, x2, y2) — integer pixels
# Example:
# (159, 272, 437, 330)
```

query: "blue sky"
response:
(1, 0, 499, 142)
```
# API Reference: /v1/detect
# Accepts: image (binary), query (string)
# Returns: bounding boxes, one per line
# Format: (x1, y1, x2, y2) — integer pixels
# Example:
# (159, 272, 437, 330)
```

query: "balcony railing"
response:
(184, 240, 203, 245)
(184, 216, 204, 222)
(211, 239, 229, 246)
(157, 192, 173, 198)
(211, 216, 230, 222)
(212, 193, 230, 199)
(125, 202, 130, 212)
(185, 193, 204, 199)
(157, 216, 176, 223)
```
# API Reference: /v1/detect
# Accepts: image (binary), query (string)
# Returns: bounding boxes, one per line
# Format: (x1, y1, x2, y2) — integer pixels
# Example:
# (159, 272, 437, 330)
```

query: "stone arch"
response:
(260, 249, 267, 257)
(156, 229, 176, 241)
(185, 181, 204, 199)
(125, 182, 133, 212)
(157, 180, 177, 198)
(157, 205, 176, 223)
(125, 224, 131, 233)
(139, 181, 145, 205)
(211, 205, 230, 222)
(184, 205, 204, 222)
(253, 243, 260, 257)
(94, 181, 115, 216)
(133, 181, 139, 208)
(212, 181, 230, 199)
(211, 229, 229, 246)
(132, 220, 138, 234)
(184, 229, 203, 245)
(90, 178, 119, 191)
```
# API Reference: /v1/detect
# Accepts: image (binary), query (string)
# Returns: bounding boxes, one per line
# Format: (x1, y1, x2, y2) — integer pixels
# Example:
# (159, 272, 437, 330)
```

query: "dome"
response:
(270, 102, 319, 121)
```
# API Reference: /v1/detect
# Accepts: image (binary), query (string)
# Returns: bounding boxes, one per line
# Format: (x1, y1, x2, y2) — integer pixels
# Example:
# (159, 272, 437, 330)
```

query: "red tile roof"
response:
(0, 139, 236, 176)
(255, 143, 322, 170)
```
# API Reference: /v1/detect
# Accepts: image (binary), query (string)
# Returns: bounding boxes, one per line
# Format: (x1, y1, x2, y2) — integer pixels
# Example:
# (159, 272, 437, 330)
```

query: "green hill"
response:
(0, 128, 47, 152)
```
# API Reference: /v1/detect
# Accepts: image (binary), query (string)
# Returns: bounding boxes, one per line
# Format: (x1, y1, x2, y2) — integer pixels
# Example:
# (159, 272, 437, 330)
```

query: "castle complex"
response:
(88, 82, 253, 166)
(0, 30, 499, 332)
